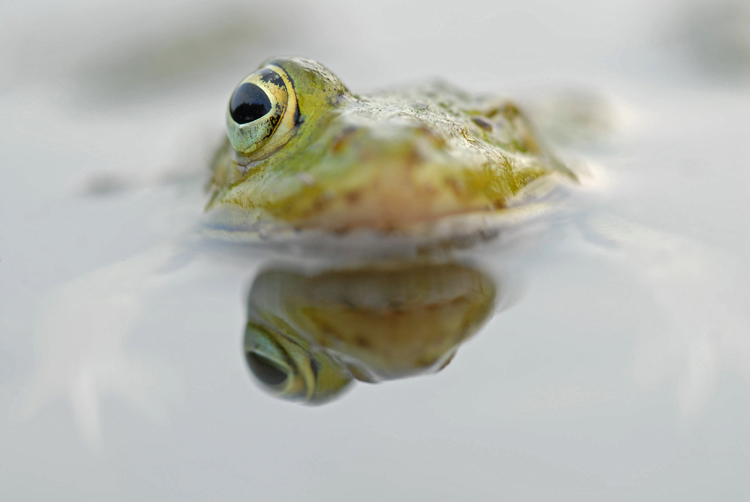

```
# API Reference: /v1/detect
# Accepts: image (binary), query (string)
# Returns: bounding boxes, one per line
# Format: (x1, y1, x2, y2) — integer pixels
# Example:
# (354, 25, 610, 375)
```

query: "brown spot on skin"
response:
(354, 336, 371, 348)
(471, 116, 493, 131)
(445, 177, 465, 197)
(332, 126, 359, 154)
(312, 197, 330, 213)
(381, 222, 397, 233)
(346, 191, 362, 205)
(405, 148, 421, 168)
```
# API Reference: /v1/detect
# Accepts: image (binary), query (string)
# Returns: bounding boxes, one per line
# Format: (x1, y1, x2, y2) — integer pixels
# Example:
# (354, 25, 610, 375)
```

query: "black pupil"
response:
(247, 352, 288, 386)
(230, 83, 272, 124)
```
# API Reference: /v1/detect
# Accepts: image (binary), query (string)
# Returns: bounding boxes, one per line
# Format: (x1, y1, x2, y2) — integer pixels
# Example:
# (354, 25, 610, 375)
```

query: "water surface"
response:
(1, 0, 749, 500)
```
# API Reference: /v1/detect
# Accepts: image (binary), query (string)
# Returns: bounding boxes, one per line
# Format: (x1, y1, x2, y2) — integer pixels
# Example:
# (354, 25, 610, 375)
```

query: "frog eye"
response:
(230, 83, 273, 125)
(227, 65, 299, 158)
(244, 324, 352, 404)
(246, 351, 289, 387)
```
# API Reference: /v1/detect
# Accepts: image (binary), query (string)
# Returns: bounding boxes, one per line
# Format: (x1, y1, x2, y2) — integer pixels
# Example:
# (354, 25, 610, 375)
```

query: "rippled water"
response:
(2, 0, 749, 500)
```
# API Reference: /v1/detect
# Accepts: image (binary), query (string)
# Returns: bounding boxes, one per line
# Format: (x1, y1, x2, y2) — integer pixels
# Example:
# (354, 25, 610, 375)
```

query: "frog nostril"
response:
(230, 83, 272, 124)
(471, 116, 493, 132)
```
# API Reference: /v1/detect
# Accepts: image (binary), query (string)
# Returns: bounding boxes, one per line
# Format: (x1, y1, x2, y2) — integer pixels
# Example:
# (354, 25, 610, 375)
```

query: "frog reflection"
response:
(243, 260, 497, 403)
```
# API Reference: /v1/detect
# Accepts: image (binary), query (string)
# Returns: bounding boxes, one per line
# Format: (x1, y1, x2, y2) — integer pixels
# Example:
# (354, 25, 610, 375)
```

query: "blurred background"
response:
(1, 0, 749, 500)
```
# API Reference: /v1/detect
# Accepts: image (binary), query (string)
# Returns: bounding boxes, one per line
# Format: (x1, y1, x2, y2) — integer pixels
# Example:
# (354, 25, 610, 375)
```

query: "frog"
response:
(205, 56, 577, 243)
(243, 259, 498, 403)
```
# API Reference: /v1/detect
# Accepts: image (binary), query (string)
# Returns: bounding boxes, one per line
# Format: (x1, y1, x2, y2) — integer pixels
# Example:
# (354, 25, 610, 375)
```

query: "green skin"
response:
(208, 57, 575, 236)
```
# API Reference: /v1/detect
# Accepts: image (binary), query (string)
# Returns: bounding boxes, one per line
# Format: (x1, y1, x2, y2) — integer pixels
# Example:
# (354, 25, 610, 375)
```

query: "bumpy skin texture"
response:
(208, 57, 573, 234)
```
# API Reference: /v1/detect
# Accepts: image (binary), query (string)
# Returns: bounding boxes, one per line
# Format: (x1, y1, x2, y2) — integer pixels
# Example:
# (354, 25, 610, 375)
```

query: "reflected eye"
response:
(244, 324, 352, 404)
(246, 351, 288, 387)
(230, 83, 272, 124)
(226, 65, 299, 159)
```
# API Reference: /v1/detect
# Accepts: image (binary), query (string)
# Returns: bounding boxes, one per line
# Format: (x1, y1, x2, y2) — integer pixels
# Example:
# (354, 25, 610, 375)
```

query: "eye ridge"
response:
(230, 82, 272, 124)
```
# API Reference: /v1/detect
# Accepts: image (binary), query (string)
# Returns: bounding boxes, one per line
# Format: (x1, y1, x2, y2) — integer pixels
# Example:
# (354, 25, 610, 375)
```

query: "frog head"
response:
(224, 57, 349, 162)
(208, 57, 569, 236)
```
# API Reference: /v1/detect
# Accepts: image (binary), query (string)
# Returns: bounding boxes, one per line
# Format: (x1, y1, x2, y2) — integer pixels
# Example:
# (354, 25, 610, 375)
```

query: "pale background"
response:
(1, 0, 749, 500)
